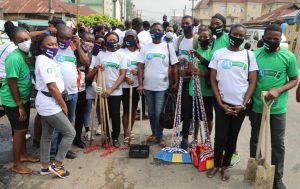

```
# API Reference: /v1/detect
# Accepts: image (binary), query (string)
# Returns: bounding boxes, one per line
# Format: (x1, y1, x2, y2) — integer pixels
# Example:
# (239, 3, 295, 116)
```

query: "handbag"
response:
(159, 89, 177, 129)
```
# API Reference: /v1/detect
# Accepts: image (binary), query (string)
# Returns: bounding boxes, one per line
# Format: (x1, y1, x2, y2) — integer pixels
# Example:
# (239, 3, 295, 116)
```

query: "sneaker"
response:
(73, 137, 86, 149)
(146, 135, 156, 143)
(180, 139, 189, 150)
(158, 139, 166, 148)
(230, 153, 240, 167)
(40, 167, 52, 175)
(85, 131, 94, 141)
(113, 140, 120, 148)
(65, 150, 77, 159)
(95, 128, 101, 135)
(273, 179, 286, 189)
(49, 163, 70, 178)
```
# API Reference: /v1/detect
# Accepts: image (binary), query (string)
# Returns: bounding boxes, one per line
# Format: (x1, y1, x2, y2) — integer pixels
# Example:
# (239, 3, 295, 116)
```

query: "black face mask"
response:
(182, 25, 193, 35)
(263, 39, 280, 53)
(198, 39, 210, 48)
(229, 35, 244, 48)
(211, 26, 223, 37)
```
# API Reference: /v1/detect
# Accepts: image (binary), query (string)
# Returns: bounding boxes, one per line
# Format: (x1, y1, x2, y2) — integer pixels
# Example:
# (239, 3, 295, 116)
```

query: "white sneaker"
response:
(96, 129, 101, 135)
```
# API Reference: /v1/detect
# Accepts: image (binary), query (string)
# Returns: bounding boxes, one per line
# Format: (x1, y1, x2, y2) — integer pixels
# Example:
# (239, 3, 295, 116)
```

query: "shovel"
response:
(129, 95, 150, 158)
(255, 92, 275, 189)
(244, 93, 268, 180)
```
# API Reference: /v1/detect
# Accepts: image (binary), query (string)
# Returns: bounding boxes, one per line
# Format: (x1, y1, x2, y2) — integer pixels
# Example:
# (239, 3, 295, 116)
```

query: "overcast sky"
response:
(132, 0, 193, 22)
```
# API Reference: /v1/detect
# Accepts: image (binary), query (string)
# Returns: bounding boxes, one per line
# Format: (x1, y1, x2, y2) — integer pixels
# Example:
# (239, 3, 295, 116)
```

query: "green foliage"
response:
(79, 14, 122, 27)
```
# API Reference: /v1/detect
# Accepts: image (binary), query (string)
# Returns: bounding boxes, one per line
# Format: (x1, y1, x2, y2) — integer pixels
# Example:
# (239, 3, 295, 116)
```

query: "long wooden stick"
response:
(128, 75, 133, 146)
(99, 70, 108, 145)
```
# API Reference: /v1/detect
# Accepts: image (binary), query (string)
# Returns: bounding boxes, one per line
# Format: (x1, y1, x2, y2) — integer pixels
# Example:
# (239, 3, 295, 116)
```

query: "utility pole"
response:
(77, 0, 80, 26)
(172, 9, 176, 24)
(112, 0, 117, 19)
(48, 0, 52, 21)
(189, 0, 197, 18)
(183, 5, 187, 16)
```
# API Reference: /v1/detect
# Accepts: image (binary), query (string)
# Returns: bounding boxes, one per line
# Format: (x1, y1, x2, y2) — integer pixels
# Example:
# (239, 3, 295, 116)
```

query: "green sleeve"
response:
(287, 54, 298, 78)
(5, 55, 20, 79)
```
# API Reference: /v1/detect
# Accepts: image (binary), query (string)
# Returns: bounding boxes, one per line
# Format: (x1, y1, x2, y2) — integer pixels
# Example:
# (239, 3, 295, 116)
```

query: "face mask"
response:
(263, 39, 280, 53)
(211, 26, 223, 36)
(150, 31, 164, 40)
(91, 44, 101, 56)
(198, 39, 210, 48)
(106, 41, 118, 50)
(182, 25, 193, 35)
(229, 35, 244, 48)
(81, 41, 94, 53)
(165, 32, 174, 42)
(43, 47, 58, 58)
(125, 39, 136, 47)
(18, 39, 31, 53)
(58, 39, 71, 49)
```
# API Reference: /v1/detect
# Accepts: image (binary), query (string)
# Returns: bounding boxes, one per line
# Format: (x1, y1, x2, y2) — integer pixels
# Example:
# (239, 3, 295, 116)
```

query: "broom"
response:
(84, 68, 101, 154)
(255, 92, 275, 189)
(128, 74, 133, 147)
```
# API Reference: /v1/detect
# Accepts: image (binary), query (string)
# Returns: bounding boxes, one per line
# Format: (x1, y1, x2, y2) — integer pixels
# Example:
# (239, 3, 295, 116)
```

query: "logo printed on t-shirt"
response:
(103, 61, 120, 69)
(221, 60, 247, 70)
(146, 53, 166, 60)
(47, 68, 53, 74)
(127, 60, 138, 67)
(55, 54, 77, 64)
(23, 73, 30, 81)
(258, 69, 281, 79)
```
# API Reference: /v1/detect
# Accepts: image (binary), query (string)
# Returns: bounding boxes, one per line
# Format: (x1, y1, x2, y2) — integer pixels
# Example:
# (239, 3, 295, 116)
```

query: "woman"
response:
(85, 34, 105, 139)
(34, 33, 75, 178)
(190, 27, 214, 140)
(207, 24, 258, 181)
(120, 29, 140, 144)
(93, 32, 127, 148)
(137, 23, 178, 148)
(0, 27, 39, 174)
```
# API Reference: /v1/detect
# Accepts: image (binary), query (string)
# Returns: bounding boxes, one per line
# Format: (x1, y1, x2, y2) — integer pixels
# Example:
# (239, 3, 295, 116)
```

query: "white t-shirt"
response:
(120, 48, 140, 88)
(86, 55, 97, 99)
(95, 50, 127, 96)
(137, 42, 178, 91)
(209, 48, 258, 105)
(114, 28, 124, 45)
(138, 30, 152, 47)
(178, 37, 193, 60)
(35, 55, 65, 116)
(193, 25, 200, 34)
(0, 42, 17, 78)
(54, 47, 78, 95)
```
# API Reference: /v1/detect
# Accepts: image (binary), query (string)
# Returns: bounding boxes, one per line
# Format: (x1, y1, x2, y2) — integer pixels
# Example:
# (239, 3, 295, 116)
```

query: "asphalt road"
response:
(0, 87, 300, 189)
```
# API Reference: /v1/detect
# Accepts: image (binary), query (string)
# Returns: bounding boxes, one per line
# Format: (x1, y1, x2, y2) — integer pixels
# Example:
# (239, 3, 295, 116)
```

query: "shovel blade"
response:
(255, 164, 275, 189)
(244, 158, 265, 181)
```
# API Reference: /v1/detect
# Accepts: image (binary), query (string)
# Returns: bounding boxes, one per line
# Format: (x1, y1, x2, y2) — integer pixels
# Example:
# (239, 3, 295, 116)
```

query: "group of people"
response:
(0, 12, 297, 189)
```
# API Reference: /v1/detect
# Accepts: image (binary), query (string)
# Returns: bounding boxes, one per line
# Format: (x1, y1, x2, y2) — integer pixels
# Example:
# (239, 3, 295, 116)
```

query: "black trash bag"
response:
(160, 89, 177, 129)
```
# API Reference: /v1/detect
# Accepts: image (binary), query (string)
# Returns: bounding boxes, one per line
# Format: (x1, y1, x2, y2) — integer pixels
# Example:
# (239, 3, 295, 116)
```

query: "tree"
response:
(79, 14, 122, 27)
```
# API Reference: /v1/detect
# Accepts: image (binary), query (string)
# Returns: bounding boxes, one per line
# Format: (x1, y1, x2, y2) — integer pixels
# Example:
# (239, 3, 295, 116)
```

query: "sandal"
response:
(12, 166, 33, 174)
(221, 167, 230, 181)
(124, 137, 130, 144)
(207, 167, 219, 178)
(20, 156, 40, 163)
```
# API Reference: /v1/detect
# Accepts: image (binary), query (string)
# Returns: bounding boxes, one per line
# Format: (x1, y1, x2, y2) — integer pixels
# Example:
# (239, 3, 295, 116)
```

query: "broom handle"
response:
(139, 94, 143, 145)
(89, 68, 101, 146)
(102, 70, 113, 145)
(100, 70, 107, 144)
(255, 100, 267, 159)
(128, 75, 133, 146)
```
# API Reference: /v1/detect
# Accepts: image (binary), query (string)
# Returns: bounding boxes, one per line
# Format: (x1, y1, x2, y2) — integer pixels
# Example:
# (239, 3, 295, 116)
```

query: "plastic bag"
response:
(159, 89, 177, 129)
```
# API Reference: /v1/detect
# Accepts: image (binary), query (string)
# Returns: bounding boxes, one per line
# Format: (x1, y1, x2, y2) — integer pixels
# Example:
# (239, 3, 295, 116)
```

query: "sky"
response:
(132, 0, 193, 22)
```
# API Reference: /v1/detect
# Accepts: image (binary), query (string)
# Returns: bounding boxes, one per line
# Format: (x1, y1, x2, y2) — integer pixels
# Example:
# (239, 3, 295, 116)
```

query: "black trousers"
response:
(74, 90, 86, 139)
(106, 96, 122, 140)
(181, 79, 193, 139)
(214, 102, 246, 167)
(250, 111, 286, 181)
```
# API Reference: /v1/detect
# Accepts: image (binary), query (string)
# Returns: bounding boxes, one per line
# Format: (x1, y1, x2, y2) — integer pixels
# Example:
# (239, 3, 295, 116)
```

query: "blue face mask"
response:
(150, 31, 164, 40)
(91, 44, 101, 56)
(182, 25, 193, 35)
(125, 39, 136, 47)
(106, 41, 118, 50)
(43, 47, 58, 59)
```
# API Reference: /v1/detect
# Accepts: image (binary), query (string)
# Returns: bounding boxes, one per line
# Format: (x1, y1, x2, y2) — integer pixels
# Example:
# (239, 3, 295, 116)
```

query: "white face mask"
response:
(18, 39, 32, 53)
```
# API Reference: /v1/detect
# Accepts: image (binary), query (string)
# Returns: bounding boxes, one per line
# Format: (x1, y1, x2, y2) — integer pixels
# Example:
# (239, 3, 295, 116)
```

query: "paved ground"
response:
(1, 88, 300, 189)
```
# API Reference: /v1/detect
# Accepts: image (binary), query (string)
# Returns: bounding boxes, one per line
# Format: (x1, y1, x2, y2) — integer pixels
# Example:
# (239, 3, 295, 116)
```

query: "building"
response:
(261, 0, 300, 15)
(194, 0, 263, 25)
(0, 0, 96, 20)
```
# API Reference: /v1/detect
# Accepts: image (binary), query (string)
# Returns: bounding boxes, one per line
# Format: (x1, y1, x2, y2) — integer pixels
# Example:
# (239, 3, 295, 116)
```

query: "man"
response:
(193, 18, 201, 34)
(163, 26, 178, 50)
(132, 17, 152, 47)
(250, 24, 298, 189)
(143, 21, 151, 31)
(50, 24, 89, 159)
(176, 15, 199, 149)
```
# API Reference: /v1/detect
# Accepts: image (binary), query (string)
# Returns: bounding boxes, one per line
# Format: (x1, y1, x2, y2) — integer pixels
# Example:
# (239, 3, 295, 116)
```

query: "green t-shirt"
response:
(210, 33, 230, 59)
(0, 49, 32, 107)
(252, 47, 298, 114)
(189, 47, 212, 97)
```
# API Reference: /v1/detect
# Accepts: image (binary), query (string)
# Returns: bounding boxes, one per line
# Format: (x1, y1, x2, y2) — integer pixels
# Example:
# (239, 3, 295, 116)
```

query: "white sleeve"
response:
(37, 59, 56, 84)
(120, 55, 127, 70)
(208, 51, 218, 70)
(168, 44, 179, 65)
(248, 51, 259, 72)
(89, 56, 96, 69)
(137, 47, 145, 64)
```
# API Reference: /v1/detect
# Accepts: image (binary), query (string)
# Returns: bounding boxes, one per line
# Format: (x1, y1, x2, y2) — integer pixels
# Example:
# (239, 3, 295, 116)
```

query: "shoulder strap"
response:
(193, 34, 199, 50)
(247, 50, 250, 82)
(177, 35, 184, 52)
(0, 43, 13, 59)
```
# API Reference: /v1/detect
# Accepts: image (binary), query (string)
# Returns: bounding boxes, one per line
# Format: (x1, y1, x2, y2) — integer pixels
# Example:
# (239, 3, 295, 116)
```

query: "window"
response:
(241, 7, 244, 12)
(220, 5, 226, 12)
(232, 5, 236, 13)
(252, 4, 256, 9)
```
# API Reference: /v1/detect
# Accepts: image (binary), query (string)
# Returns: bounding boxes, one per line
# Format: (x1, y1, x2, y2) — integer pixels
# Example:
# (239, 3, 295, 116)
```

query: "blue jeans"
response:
(50, 93, 78, 158)
(144, 89, 166, 140)
(84, 99, 101, 129)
